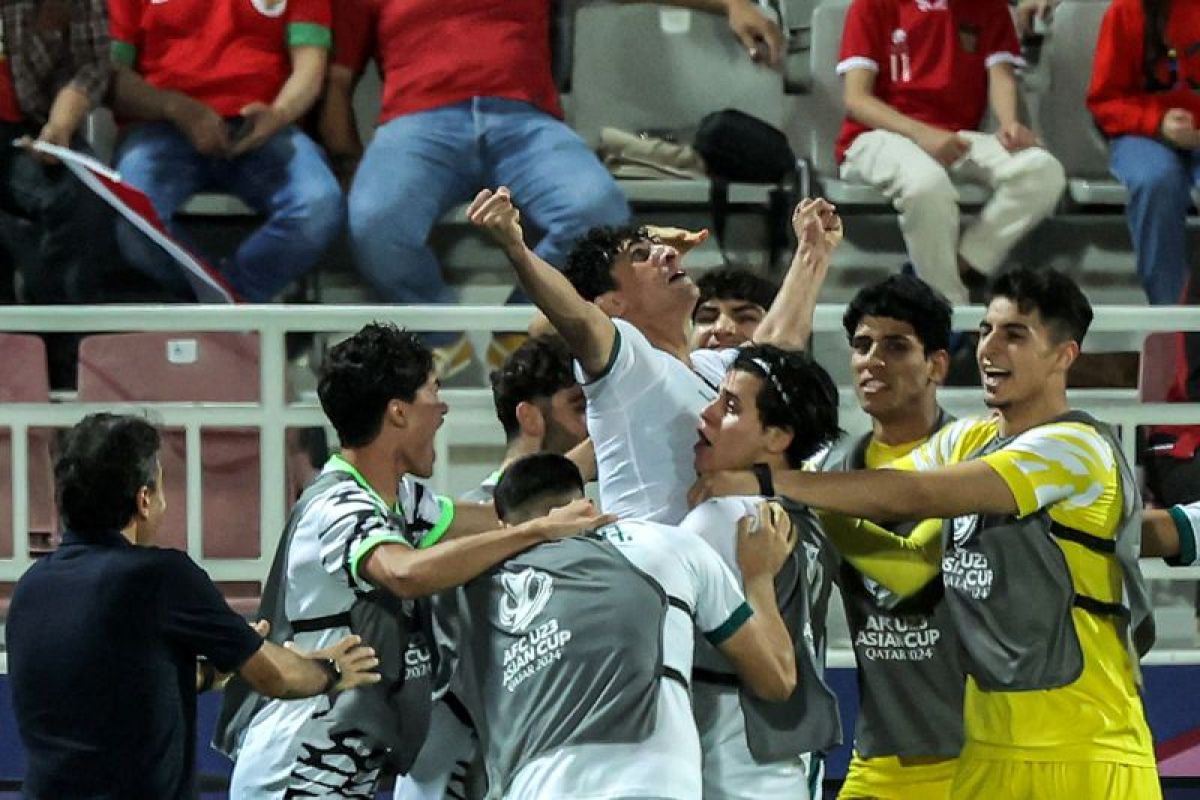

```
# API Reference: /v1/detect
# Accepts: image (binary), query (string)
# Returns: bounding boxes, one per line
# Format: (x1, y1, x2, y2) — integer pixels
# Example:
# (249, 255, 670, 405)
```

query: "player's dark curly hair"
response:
(491, 335, 577, 442)
(732, 345, 840, 467)
(318, 322, 434, 448)
(842, 274, 952, 355)
(693, 267, 779, 319)
(563, 224, 648, 301)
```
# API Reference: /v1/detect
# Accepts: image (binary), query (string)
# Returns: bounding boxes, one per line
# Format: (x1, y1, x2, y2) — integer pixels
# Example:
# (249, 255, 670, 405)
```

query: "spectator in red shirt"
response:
(319, 0, 783, 377)
(836, 0, 1065, 305)
(1087, 0, 1200, 309)
(107, 0, 343, 302)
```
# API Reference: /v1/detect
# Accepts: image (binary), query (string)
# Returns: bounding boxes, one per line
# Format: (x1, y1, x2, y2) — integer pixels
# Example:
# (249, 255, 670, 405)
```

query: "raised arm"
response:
(468, 187, 618, 376)
(752, 198, 841, 349)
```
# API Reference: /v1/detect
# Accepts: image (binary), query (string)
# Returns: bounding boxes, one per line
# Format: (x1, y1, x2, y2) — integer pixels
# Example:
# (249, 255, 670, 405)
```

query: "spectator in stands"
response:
(106, 0, 343, 302)
(0, 0, 114, 306)
(320, 0, 784, 377)
(836, 0, 1065, 305)
(5, 413, 380, 800)
(690, 266, 779, 350)
(1088, 0, 1200, 311)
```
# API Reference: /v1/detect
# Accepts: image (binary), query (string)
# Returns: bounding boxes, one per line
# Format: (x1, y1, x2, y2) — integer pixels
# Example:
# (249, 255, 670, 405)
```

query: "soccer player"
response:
(691, 267, 1159, 800)
(468, 186, 840, 524)
(448, 452, 798, 800)
(395, 334, 588, 800)
(681, 345, 841, 800)
(464, 334, 588, 503)
(816, 275, 962, 800)
(691, 267, 780, 350)
(220, 323, 611, 799)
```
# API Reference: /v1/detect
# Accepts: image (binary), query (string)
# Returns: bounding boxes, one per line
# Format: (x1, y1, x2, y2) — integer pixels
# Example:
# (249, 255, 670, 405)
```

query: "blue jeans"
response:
(348, 97, 629, 345)
(114, 122, 344, 302)
(1109, 135, 1200, 305)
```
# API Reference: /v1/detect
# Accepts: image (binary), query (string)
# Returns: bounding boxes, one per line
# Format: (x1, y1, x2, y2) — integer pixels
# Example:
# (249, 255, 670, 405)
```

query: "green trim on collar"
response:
(325, 454, 401, 516)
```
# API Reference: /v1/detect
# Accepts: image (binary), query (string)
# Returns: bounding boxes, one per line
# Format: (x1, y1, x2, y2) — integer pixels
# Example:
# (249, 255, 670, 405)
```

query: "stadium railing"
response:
(2, 303, 1200, 655)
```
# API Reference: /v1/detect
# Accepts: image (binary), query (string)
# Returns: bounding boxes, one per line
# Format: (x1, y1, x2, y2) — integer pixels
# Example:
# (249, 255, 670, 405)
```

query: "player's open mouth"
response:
(668, 269, 689, 283)
(695, 431, 712, 448)
(982, 367, 1010, 389)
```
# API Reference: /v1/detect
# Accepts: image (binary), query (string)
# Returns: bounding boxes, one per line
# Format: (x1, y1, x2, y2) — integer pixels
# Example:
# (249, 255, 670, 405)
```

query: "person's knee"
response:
(896, 168, 956, 213)
(1002, 149, 1066, 211)
(544, 177, 630, 237)
(281, 178, 344, 250)
(1121, 156, 1189, 200)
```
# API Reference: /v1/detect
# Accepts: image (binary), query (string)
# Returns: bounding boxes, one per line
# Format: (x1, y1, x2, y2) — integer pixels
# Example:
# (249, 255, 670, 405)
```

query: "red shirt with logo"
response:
(1087, 0, 1200, 139)
(333, 0, 561, 125)
(108, 0, 332, 117)
(834, 0, 1022, 162)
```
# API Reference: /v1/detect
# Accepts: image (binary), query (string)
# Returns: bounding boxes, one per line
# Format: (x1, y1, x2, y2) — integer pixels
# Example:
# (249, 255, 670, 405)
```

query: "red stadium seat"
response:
(1139, 332, 1180, 403)
(0, 334, 59, 559)
(77, 331, 263, 555)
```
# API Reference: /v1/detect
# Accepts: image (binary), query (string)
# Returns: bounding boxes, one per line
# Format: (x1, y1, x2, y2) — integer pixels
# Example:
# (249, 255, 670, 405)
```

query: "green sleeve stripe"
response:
(111, 40, 137, 67)
(704, 602, 753, 646)
(584, 326, 622, 385)
(349, 533, 410, 586)
(287, 22, 332, 49)
(417, 496, 456, 549)
(1167, 504, 1197, 566)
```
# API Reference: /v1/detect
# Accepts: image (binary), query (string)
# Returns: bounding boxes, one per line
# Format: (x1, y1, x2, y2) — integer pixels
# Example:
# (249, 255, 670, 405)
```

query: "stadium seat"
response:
(1037, 1, 1126, 206)
(76, 332, 264, 560)
(1139, 332, 1178, 404)
(807, 1, 990, 206)
(0, 334, 58, 559)
(569, 3, 794, 208)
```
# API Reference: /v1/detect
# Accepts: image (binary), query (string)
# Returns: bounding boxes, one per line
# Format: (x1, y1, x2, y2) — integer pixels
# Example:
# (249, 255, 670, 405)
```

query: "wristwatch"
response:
(316, 657, 341, 694)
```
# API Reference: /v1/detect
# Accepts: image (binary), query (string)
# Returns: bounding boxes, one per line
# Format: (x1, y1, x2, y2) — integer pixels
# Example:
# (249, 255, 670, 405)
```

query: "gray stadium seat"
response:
(569, 3, 792, 206)
(807, 1, 990, 206)
(1037, 1, 1126, 205)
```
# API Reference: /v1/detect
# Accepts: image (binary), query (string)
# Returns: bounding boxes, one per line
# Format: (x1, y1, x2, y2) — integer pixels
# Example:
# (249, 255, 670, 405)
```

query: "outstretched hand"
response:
(536, 497, 618, 541)
(790, 197, 842, 285)
(646, 225, 709, 256)
(467, 187, 526, 255)
(287, 634, 381, 693)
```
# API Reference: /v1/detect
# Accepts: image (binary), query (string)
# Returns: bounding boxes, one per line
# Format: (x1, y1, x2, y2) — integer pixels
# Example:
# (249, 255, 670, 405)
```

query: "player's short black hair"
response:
(842, 274, 952, 355)
(493, 453, 585, 524)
